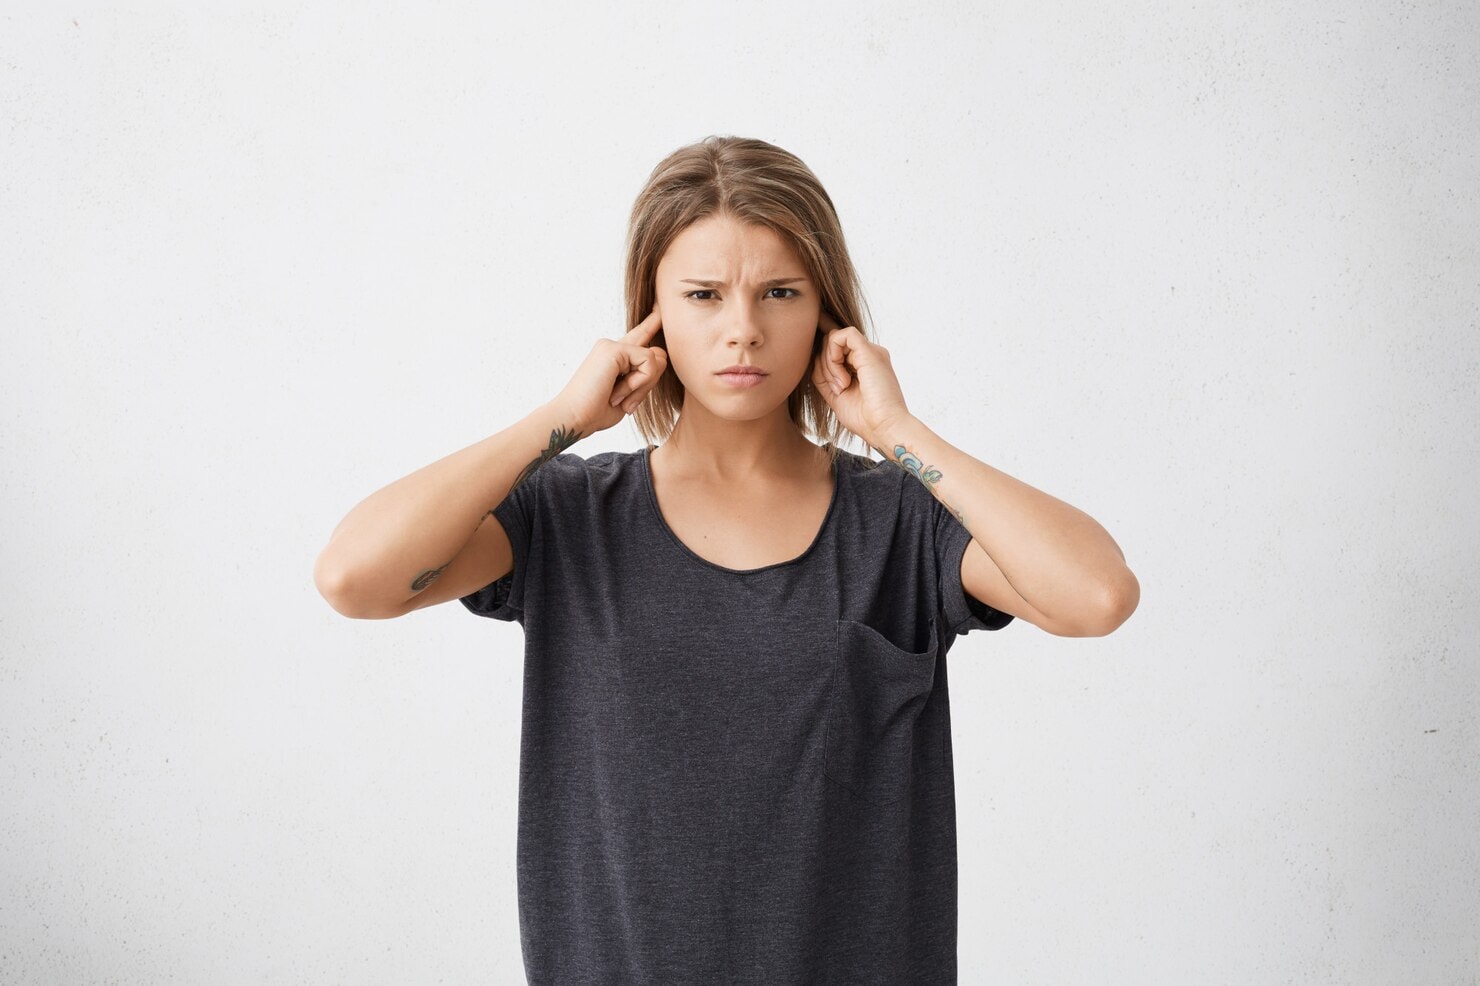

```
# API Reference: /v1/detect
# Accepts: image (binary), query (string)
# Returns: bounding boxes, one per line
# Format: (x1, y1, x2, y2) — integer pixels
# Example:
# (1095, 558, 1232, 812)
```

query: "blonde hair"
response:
(622, 135, 876, 463)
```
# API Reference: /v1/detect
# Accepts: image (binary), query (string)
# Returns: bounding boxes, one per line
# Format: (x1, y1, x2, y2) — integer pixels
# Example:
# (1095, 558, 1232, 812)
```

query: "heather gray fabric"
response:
(460, 443, 1013, 985)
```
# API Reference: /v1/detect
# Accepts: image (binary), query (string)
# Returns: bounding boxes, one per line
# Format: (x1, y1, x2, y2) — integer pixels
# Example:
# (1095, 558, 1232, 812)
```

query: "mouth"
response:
(715, 367, 770, 388)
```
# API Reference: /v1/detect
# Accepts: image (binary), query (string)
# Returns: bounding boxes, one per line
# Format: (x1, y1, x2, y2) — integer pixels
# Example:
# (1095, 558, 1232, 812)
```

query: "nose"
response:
(722, 299, 765, 348)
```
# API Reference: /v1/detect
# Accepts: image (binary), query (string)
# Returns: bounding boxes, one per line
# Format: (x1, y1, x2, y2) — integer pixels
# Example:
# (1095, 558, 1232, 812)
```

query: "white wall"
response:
(3, 2, 1476, 983)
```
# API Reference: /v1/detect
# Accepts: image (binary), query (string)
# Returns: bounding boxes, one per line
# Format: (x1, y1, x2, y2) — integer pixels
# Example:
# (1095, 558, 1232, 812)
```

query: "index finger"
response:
(625, 307, 663, 342)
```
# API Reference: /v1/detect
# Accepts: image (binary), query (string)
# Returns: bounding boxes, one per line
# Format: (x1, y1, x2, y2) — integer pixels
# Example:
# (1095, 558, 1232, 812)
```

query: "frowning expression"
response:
(654, 214, 822, 412)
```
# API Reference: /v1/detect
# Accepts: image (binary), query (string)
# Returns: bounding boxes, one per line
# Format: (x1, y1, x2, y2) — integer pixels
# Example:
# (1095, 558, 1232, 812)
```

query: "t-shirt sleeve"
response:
(458, 464, 543, 623)
(931, 492, 1015, 636)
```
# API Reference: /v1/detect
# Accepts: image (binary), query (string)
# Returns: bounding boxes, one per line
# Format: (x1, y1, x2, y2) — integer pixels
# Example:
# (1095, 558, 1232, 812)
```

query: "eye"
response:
(683, 288, 800, 301)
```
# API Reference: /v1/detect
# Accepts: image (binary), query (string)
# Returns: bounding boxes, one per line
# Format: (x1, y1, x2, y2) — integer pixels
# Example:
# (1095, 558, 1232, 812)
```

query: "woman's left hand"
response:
(812, 311, 913, 449)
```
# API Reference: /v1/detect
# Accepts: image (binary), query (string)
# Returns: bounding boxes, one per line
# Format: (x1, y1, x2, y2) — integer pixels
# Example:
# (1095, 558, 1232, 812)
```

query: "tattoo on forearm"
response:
(888, 443, 967, 526)
(889, 444, 943, 489)
(508, 424, 583, 494)
(408, 423, 584, 594)
(411, 561, 450, 591)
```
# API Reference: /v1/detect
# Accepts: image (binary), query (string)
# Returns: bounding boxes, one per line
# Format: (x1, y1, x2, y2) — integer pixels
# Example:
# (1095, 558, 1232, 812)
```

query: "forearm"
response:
(314, 402, 584, 614)
(870, 415, 1134, 627)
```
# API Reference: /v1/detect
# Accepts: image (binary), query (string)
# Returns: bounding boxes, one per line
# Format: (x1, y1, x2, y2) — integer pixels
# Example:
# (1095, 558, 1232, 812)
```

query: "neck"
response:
(654, 398, 825, 482)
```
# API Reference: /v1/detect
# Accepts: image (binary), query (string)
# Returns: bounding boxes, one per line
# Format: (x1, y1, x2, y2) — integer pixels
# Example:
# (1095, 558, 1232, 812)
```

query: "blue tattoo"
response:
(893, 445, 943, 489)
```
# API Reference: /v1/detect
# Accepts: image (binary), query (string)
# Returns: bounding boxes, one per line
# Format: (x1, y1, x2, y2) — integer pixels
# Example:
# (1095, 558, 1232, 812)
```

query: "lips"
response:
(716, 366, 768, 376)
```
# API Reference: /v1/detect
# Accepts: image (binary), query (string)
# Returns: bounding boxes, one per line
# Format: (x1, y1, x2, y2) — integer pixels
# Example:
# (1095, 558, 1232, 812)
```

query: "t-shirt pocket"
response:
(824, 615, 941, 807)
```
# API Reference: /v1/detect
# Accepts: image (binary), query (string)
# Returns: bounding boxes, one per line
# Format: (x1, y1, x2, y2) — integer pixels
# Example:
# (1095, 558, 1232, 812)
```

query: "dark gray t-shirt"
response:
(461, 443, 1013, 985)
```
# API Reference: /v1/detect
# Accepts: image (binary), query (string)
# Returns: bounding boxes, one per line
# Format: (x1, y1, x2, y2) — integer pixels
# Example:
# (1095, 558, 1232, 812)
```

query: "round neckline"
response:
(640, 442, 843, 576)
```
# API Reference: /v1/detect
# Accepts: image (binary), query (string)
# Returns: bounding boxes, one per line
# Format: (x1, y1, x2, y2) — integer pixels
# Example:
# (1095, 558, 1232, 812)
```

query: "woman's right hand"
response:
(550, 308, 669, 436)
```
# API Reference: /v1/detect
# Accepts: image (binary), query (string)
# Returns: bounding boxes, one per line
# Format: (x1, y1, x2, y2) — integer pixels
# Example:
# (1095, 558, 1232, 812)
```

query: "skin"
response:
(650, 213, 833, 488)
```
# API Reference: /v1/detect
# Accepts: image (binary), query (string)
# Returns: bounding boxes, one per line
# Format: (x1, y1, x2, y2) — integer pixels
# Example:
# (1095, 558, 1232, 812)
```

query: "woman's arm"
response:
(808, 317, 1135, 636)
(316, 312, 671, 619)
(313, 402, 584, 619)
(874, 415, 1139, 637)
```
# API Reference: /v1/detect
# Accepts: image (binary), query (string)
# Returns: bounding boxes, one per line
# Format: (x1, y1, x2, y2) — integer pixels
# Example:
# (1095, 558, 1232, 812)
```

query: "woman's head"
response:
(623, 135, 873, 454)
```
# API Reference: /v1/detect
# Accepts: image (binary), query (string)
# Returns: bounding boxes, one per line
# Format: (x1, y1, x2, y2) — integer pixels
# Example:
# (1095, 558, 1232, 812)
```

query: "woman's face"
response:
(653, 214, 822, 417)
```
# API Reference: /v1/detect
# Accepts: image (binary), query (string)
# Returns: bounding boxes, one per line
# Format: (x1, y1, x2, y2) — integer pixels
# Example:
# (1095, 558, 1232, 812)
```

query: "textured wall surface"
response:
(2, 2, 1477, 983)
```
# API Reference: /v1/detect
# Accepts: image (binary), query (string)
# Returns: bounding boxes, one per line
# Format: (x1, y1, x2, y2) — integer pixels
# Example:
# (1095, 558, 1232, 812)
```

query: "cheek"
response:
(656, 324, 694, 366)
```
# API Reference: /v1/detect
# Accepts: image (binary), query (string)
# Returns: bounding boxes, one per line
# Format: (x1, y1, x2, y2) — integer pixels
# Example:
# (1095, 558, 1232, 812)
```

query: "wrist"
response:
(868, 413, 924, 460)
(530, 401, 588, 451)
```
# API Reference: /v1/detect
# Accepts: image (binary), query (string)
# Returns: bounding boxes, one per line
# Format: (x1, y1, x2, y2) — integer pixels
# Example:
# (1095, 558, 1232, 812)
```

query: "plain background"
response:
(3, 2, 1477, 983)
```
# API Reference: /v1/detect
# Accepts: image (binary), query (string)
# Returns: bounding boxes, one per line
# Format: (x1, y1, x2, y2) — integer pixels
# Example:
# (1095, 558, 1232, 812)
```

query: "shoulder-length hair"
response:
(622, 135, 876, 462)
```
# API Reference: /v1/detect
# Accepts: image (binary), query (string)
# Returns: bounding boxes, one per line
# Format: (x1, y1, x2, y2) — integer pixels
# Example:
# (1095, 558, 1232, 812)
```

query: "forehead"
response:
(657, 215, 804, 279)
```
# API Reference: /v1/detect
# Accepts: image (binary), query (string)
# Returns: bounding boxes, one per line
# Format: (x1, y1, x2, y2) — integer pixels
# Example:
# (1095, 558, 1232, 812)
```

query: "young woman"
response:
(315, 135, 1138, 984)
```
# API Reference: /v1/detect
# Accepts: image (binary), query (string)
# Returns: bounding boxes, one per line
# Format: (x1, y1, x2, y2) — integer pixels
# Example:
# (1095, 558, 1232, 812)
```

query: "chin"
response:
(682, 388, 787, 420)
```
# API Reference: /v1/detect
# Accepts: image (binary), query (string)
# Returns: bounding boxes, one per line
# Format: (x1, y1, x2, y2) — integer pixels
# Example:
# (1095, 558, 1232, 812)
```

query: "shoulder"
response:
(838, 448, 954, 542)
(832, 445, 891, 481)
(832, 446, 940, 537)
(835, 446, 912, 501)
(525, 447, 643, 495)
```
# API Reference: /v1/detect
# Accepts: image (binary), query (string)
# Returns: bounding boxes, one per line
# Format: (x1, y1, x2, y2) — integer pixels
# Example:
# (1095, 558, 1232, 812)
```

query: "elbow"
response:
(1084, 568, 1139, 637)
(1059, 565, 1136, 633)
(314, 557, 409, 620)
(314, 555, 359, 617)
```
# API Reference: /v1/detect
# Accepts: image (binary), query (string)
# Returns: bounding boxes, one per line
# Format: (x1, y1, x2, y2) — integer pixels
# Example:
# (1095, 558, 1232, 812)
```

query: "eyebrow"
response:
(679, 277, 808, 288)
